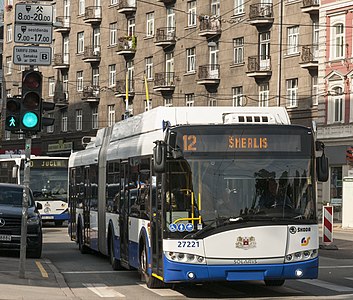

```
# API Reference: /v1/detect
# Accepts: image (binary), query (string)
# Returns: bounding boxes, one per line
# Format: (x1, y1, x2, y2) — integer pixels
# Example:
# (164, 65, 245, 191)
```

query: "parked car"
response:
(0, 183, 43, 258)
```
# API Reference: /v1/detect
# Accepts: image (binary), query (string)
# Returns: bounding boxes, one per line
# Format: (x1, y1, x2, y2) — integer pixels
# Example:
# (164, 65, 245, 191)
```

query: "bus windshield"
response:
(165, 157, 315, 230)
(21, 168, 68, 202)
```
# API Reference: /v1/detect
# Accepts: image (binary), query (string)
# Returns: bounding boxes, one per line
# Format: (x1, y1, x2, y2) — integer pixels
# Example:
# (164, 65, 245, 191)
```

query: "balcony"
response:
(54, 91, 69, 107)
(54, 16, 70, 33)
(116, 35, 137, 57)
(155, 27, 176, 48)
(153, 72, 175, 92)
(83, 6, 102, 24)
(246, 56, 272, 78)
(157, 0, 176, 4)
(114, 80, 135, 98)
(82, 46, 101, 63)
(249, 4, 274, 27)
(117, 0, 136, 15)
(82, 86, 100, 103)
(199, 16, 221, 37)
(197, 64, 220, 85)
(53, 53, 70, 69)
(300, 45, 318, 70)
(301, 0, 319, 14)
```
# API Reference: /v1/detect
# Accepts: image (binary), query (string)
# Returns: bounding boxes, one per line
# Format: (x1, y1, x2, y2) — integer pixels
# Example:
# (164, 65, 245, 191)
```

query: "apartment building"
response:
(317, 0, 353, 220)
(1, 0, 319, 156)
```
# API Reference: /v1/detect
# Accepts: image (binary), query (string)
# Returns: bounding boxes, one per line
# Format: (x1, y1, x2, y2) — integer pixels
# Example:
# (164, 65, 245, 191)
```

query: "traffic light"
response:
(41, 101, 55, 128)
(347, 147, 353, 163)
(21, 70, 42, 132)
(5, 96, 21, 132)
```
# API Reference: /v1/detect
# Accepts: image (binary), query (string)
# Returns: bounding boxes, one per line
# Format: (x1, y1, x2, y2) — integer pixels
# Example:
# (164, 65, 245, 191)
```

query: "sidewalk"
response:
(0, 255, 77, 300)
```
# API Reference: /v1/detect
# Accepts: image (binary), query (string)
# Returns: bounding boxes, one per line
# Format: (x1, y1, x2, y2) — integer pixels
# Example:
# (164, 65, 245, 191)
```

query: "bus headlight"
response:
(27, 216, 40, 225)
(165, 251, 206, 264)
(285, 249, 318, 263)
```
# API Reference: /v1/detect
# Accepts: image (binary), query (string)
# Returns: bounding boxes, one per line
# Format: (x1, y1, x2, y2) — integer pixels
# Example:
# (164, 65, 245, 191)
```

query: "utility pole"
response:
(19, 135, 32, 278)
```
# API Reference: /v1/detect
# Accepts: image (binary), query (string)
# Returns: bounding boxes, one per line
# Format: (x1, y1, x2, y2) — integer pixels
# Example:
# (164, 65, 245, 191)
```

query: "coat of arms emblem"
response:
(235, 236, 256, 249)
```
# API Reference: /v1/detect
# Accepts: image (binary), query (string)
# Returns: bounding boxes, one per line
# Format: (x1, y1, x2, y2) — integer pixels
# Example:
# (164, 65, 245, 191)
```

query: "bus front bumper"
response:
(162, 257, 318, 283)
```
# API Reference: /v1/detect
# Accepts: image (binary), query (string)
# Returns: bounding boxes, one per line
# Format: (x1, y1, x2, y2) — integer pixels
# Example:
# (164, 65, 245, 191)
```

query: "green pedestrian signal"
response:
(5, 97, 21, 132)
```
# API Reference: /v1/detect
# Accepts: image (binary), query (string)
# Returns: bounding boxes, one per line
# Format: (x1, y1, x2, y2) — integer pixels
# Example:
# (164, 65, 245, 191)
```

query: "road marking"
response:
(139, 283, 184, 297)
(299, 279, 353, 292)
(83, 283, 125, 298)
(35, 261, 48, 278)
(63, 270, 131, 274)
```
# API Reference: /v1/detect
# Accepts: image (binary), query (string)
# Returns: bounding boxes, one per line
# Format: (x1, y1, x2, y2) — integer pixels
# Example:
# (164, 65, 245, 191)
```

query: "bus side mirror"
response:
(153, 141, 167, 173)
(316, 154, 329, 182)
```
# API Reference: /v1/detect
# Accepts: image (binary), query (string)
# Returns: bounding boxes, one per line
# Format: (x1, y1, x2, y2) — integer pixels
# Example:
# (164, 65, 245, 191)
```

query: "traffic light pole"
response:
(19, 133, 32, 279)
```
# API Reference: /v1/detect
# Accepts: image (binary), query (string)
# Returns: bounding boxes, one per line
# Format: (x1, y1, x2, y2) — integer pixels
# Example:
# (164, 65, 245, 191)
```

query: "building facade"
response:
(2, 0, 319, 156)
(317, 0, 353, 220)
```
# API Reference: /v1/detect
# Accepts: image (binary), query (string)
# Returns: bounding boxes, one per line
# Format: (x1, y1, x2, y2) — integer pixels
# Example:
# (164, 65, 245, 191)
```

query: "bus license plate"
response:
(41, 216, 54, 220)
(0, 235, 11, 241)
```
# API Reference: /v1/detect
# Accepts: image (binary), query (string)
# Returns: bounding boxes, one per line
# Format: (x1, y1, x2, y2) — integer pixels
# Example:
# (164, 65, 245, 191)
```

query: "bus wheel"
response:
(78, 225, 89, 254)
(140, 244, 166, 289)
(265, 279, 285, 286)
(109, 234, 122, 270)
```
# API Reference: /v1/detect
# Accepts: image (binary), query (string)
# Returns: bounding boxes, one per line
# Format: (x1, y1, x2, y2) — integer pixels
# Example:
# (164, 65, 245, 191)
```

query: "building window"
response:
(46, 113, 54, 133)
(186, 48, 196, 73)
(330, 166, 342, 203)
(77, 32, 84, 53)
(6, 56, 12, 74)
(92, 67, 99, 87)
(232, 86, 244, 106)
(108, 64, 116, 87)
(128, 18, 136, 36)
(144, 99, 152, 111)
(312, 75, 318, 106)
(331, 86, 343, 123)
(234, 0, 244, 15)
(76, 109, 82, 131)
(145, 57, 153, 80)
(6, 24, 12, 42)
(185, 93, 195, 106)
(63, 73, 69, 99)
(332, 23, 344, 59)
(108, 105, 115, 127)
(233, 37, 244, 64)
(92, 107, 99, 129)
(164, 98, 173, 107)
(77, 71, 83, 91)
(208, 94, 217, 106)
(48, 77, 55, 96)
(109, 22, 117, 46)
(146, 12, 154, 37)
(286, 78, 298, 108)
(287, 26, 299, 55)
(259, 83, 269, 107)
(79, 0, 85, 15)
(111, 0, 118, 5)
(211, 0, 220, 16)
(187, 1, 197, 27)
(61, 110, 68, 132)
(6, 89, 11, 97)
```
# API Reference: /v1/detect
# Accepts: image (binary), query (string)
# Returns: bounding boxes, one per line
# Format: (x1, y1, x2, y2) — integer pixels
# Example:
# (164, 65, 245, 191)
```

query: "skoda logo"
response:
(289, 226, 297, 234)
(0, 218, 5, 227)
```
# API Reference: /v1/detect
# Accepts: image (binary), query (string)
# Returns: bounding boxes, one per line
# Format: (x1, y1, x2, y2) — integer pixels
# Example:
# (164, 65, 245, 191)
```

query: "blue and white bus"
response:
(68, 106, 328, 288)
(0, 155, 69, 226)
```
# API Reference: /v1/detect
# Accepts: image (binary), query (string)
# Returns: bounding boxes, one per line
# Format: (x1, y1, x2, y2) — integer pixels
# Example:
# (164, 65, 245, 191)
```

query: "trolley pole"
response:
(19, 134, 32, 278)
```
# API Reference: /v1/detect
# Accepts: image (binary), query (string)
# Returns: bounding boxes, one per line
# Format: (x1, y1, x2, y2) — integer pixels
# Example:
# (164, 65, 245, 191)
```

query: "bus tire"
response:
(78, 224, 89, 254)
(264, 279, 285, 286)
(140, 242, 166, 289)
(109, 232, 122, 270)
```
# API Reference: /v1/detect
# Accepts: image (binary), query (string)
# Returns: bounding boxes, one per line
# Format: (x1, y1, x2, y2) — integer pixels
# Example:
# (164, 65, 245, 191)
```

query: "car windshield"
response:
(0, 186, 33, 207)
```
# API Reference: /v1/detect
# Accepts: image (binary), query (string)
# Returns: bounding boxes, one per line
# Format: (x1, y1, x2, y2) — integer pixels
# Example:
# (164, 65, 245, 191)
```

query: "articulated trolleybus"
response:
(0, 155, 69, 226)
(69, 106, 328, 288)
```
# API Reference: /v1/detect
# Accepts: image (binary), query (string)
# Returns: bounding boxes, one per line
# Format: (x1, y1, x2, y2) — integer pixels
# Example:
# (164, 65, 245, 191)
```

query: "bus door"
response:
(83, 167, 91, 245)
(69, 168, 77, 239)
(150, 173, 164, 276)
(119, 161, 130, 266)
